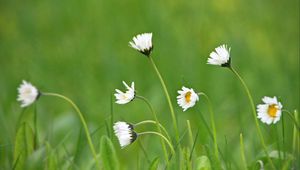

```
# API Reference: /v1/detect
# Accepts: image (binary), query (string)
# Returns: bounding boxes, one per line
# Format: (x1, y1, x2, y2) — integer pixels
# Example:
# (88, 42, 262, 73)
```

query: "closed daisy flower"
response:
(129, 33, 153, 56)
(177, 86, 199, 111)
(114, 81, 135, 104)
(113, 121, 137, 148)
(257, 96, 283, 125)
(17, 80, 40, 107)
(207, 44, 231, 67)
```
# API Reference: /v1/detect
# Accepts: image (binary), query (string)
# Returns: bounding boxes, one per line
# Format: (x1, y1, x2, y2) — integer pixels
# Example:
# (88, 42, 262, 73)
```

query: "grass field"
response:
(0, 0, 299, 169)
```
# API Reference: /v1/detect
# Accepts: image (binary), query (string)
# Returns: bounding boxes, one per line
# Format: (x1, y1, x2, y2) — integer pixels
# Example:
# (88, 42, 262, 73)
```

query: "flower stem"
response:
(198, 92, 220, 165)
(281, 111, 286, 160)
(42, 92, 101, 170)
(292, 110, 299, 168)
(148, 56, 180, 143)
(134, 120, 171, 140)
(138, 131, 175, 154)
(239, 133, 247, 170)
(229, 67, 275, 169)
(135, 96, 169, 162)
(282, 109, 300, 130)
(33, 104, 39, 149)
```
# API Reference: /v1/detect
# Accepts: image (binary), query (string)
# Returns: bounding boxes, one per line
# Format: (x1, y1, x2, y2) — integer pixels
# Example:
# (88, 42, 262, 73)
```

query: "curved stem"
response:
(148, 56, 179, 143)
(134, 120, 171, 140)
(239, 133, 248, 170)
(198, 92, 220, 163)
(135, 95, 169, 162)
(229, 67, 275, 169)
(138, 131, 175, 154)
(282, 110, 300, 130)
(42, 92, 101, 170)
(292, 110, 299, 167)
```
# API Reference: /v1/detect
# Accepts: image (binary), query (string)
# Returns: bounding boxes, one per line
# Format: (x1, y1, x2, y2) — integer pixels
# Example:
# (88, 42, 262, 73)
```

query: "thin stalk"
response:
(134, 120, 171, 140)
(239, 133, 247, 170)
(138, 140, 151, 164)
(42, 92, 101, 170)
(138, 131, 175, 154)
(197, 110, 227, 164)
(189, 128, 199, 161)
(33, 104, 38, 149)
(282, 110, 300, 130)
(275, 125, 282, 168)
(198, 92, 220, 163)
(292, 110, 299, 168)
(186, 120, 194, 148)
(136, 95, 169, 162)
(229, 67, 275, 169)
(281, 110, 286, 160)
(110, 92, 114, 138)
(148, 56, 179, 143)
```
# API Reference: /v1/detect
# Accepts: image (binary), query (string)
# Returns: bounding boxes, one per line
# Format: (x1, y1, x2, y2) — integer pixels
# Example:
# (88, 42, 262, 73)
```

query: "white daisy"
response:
(129, 33, 153, 56)
(207, 44, 231, 67)
(114, 81, 135, 104)
(177, 86, 199, 111)
(17, 80, 39, 107)
(113, 121, 137, 148)
(257, 96, 283, 125)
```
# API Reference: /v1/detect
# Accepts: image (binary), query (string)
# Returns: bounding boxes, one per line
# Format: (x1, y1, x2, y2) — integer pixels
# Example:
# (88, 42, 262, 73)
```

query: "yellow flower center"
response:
(24, 88, 32, 95)
(185, 92, 192, 103)
(267, 104, 278, 118)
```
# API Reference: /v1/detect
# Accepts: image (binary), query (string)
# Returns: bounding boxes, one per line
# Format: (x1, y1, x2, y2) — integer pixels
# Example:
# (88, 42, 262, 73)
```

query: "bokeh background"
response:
(0, 0, 299, 169)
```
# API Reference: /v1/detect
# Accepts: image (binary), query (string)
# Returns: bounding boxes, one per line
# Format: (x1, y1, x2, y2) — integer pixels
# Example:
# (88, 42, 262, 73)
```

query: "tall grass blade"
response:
(13, 122, 34, 170)
(100, 136, 119, 170)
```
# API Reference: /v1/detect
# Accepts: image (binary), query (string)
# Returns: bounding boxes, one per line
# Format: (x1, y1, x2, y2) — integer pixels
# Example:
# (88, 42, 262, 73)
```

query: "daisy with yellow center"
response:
(177, 86, 199, 111)
(257, 96, 283, 125)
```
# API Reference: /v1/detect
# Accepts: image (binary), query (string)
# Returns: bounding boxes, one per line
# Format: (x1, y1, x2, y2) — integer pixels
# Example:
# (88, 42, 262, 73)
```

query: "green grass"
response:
(0, 0, 299, 169)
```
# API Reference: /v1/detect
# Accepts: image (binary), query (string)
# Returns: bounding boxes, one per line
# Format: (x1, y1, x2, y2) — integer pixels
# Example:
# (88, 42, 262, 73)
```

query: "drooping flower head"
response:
(113, 121, 137, 148)
(257, 96, 283, 125)
(114, 81, 135, 104)
(129, 33, 153, 56)
(177, 86, 199, 111)
(17, 80, 39, 107)
(207, 44, 231, 67)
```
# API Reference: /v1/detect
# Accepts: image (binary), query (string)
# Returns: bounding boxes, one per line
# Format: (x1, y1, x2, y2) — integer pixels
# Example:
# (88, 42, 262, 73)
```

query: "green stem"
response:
(110, 92, 114, 138)
(198, 92, 220, 164)
(136, 96, 169, 162)
(138, 131, 175, 154)
(134, 120, 171, 140)
(42, 92, 101, 170)
(292, 110, 299, 168)
(33, 104, 38, 150)
(138, 140, 151, 164)
(229, 67, 275, 169)
(281, 109, 286, 160)
(148, 56, 179, 143)
(282, 110, 300, 130)
(186, 120, 194, 148)
(239, 133, 247, 170)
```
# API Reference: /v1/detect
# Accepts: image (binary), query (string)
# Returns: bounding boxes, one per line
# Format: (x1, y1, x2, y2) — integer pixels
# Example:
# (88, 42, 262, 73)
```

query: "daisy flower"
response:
(129, 33, 153, 56)
(17, 80, 39, 107)
(114, 81, 135, 104)
(177, 86, 199, 111)
(207, 44, 231, 67)
(113, 121, 137, 148)
(257, 96, 283, 125)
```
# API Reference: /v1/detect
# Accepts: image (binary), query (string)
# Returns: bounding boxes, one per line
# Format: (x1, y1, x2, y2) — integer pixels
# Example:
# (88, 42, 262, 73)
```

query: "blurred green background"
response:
(0, 0, 299, 169)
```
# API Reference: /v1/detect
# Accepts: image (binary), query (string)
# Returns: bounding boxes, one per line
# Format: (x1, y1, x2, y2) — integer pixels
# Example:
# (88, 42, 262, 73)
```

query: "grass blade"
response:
(100, 136, 119, 170)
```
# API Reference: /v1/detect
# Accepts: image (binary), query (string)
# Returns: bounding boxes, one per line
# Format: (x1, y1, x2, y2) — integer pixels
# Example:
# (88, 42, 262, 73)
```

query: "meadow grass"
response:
(0, 0, 299, 169)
